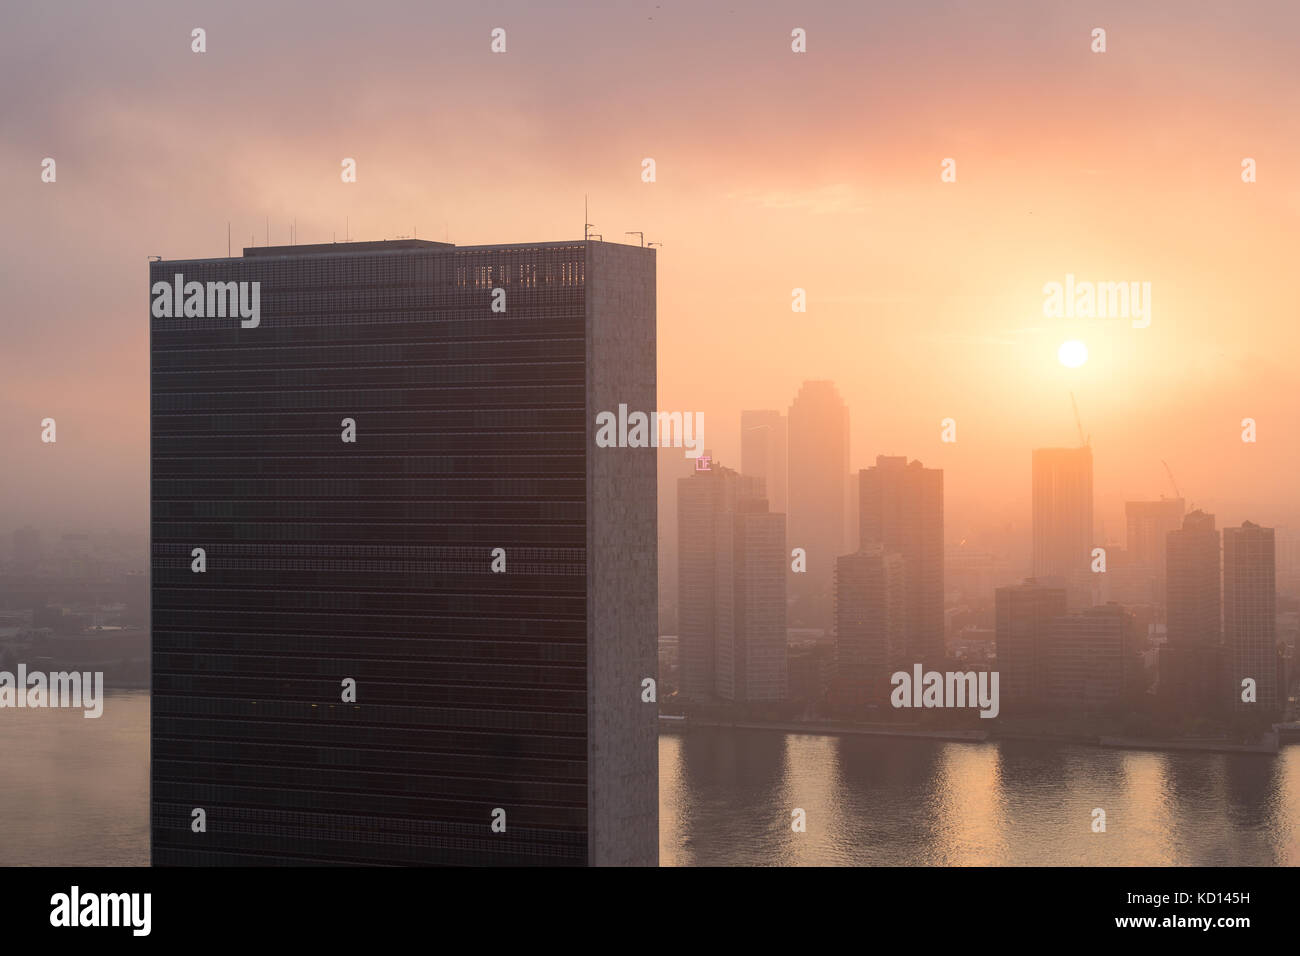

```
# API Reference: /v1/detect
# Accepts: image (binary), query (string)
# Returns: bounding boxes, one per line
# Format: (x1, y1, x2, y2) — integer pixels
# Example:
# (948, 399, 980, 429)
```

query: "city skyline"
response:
(2, 0, 1299, 883)
(660, 375, 1290, 727)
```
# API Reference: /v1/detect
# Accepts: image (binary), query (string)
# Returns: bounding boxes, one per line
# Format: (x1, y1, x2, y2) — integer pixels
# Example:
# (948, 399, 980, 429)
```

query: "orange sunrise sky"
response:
(2, 0, 1298, 547)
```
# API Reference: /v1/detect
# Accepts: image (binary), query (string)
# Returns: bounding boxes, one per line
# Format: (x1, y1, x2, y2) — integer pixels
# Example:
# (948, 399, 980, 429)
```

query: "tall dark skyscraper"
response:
(786, 381, 849, 616)
(1224, 521, 1279, 713)
(859, 455, 944, 664)
(149, 238, 657, 866)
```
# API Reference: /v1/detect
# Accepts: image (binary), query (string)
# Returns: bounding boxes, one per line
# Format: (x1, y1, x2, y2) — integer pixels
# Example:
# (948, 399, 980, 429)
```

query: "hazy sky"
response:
(3, 0, 1299, 546)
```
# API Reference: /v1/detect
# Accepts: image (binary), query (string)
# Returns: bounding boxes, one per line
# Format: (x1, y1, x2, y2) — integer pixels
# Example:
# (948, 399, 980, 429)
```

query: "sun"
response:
(1058, 340, 1088, 368)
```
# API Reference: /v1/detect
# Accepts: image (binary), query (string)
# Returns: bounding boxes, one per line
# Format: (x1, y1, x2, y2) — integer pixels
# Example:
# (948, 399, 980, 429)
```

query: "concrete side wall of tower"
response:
(585, 241, 659, 866)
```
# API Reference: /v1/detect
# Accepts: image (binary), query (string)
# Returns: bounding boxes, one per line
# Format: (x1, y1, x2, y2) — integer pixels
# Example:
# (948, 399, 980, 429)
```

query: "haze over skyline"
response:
(3, 0, 1299, 544)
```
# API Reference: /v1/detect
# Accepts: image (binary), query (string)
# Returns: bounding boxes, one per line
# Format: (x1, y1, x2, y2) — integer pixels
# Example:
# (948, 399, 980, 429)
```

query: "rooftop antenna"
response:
(346, 216, 349, 242)
(265, 216, 269, 246)
(227, 221, 231, 258)
(625, 231, 644, 247)
(584, 194, 595, 241)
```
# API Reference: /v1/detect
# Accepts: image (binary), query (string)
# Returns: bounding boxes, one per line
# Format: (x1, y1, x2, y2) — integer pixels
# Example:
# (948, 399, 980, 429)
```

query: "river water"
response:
(2, 694, 1295, 866)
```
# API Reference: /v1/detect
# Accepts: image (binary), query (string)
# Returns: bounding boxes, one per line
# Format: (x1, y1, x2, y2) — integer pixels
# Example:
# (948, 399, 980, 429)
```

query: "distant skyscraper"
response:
(833, 547, 905, 710)
(1097, 546, 1159, 607)
(1162, 509, 1223, 713)
(1166, 510, 1221, 646)
(740, 410, 788, 513)
(1276, 526, 1300, 598)
(844, 471, 859, 562)
(1047, 604, 1137, 710)
(1126, 498, 1185, 601)
(1032, 446, 1094, 598)
(787, 381, 849, 612)
(716, 499, 788, 702)
(678, 465, 786, 702)
(678, 467, 747, 699)
(859, 456, 944, 664)
(1224, 521, 1279, 712)
(150, 238, 657, 866)
(995, 578, 1068, 712)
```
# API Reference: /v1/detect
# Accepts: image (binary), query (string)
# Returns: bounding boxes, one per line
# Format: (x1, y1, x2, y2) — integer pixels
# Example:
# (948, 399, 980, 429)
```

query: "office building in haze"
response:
(1032, 446, 1094, 604)
(1126, 498, 1185, 604)
(1162, 510, 1223, 714)
(1047, 604, 1139, 711)
(740, 410, 788, 514)
(786, 381, 849, 617)
(678, 464, 787, 703)
(678, 465, 758, 699)
(150, 238, 657, 866)
(859, 456, 944, 665)
(832, 547, 905, 711)
(1224, 521, 1279, 712)
(995, 578, 1068, 712)
(716, 498, 789, 703)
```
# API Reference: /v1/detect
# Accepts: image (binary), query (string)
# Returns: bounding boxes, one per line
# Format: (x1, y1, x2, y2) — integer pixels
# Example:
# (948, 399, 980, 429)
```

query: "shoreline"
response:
(663, 716, 1283, 755)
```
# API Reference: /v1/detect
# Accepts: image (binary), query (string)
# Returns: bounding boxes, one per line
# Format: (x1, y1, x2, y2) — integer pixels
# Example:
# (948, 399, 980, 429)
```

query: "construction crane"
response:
(1164, 455, 1190, 509)
(1161, 459, 1182, 501)
(1069, 391, 1089, 447)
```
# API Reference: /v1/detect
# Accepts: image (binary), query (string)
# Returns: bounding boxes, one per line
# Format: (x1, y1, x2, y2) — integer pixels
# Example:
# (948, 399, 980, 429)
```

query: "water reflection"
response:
(2, 700, 1295, 867)
(0, 690, 149, 866)
(661, 727, 1300, 866)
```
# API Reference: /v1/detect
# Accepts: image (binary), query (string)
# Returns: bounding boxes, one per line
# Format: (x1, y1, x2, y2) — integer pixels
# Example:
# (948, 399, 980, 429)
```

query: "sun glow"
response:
(1058, 340, 1088, 368)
